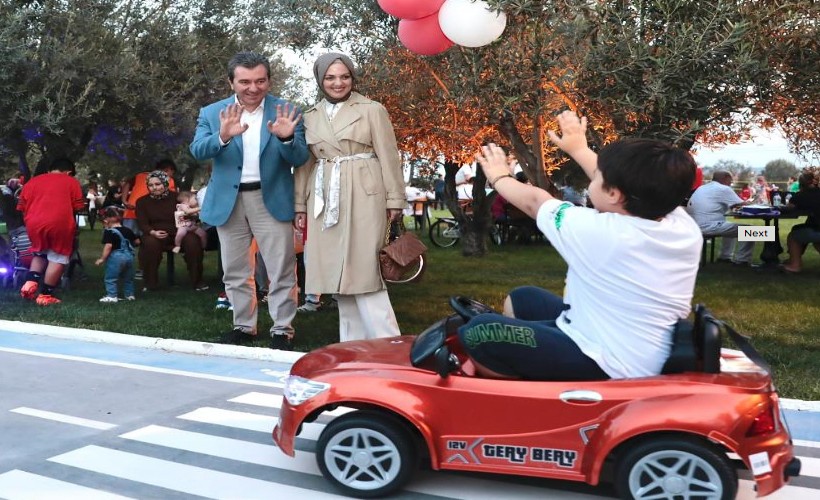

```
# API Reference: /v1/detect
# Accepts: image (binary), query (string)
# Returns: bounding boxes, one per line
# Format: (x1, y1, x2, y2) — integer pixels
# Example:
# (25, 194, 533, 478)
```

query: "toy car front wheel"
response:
(615, 437, 737, 500)
(317, 412, 418, 498)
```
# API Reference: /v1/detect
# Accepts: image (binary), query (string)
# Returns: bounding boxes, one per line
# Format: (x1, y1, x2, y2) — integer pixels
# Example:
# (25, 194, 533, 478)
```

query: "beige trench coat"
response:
(294, 92, 407, 295)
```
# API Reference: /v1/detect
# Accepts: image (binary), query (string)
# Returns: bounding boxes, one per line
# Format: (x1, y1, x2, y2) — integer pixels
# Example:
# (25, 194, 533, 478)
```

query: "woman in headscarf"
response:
(136, 170, 206, 291)
(294, 52, 407, 342)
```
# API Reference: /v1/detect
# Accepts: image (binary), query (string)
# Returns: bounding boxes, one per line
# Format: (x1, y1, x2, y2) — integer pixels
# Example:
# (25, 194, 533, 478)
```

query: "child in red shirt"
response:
(16, 158, 85, 305)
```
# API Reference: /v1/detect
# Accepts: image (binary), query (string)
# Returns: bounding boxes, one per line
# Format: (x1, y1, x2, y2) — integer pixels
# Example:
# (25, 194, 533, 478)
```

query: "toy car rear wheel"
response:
(615, 436, 737, 500)
(317, 412, 418, 498)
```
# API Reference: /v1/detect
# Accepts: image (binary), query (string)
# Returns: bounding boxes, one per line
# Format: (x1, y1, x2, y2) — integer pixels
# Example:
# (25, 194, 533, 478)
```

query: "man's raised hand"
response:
(219, 103, 248, 142)
(267, 103, 302, 139)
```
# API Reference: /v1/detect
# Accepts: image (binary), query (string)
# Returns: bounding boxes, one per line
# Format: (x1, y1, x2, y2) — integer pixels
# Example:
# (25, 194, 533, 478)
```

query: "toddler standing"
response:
(173, 191, 207, 253)
(95, 207, 139, 302)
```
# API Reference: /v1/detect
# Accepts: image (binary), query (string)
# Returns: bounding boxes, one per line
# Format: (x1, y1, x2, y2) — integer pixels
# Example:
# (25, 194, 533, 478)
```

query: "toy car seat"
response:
(662, 304, 721, 374)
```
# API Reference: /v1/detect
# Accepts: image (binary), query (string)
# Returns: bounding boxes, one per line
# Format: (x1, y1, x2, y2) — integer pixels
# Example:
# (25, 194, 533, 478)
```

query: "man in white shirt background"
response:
(686, 170, 754, 265)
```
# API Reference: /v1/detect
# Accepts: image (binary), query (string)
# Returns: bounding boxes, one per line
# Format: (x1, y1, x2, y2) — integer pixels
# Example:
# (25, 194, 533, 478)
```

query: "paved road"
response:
(0, 327, 818, 499)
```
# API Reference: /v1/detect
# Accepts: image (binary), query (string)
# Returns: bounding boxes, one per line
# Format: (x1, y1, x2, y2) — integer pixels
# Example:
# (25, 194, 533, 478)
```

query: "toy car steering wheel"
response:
(449, 296, 496, 321)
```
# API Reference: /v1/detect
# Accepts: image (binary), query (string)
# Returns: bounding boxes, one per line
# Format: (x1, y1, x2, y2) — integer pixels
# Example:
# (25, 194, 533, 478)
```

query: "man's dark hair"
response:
(597, 138, 696, 220)
(711, 170, 732, 184)
(228, 51, 271, 82)
(155, 158, 177, 173)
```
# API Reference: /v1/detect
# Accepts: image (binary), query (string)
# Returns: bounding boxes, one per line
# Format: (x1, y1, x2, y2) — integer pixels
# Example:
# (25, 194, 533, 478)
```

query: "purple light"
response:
(0, 266, 9, 274)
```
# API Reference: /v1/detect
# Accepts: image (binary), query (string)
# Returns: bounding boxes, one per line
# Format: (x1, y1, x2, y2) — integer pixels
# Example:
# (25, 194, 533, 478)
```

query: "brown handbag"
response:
(379, 219, 427, 282)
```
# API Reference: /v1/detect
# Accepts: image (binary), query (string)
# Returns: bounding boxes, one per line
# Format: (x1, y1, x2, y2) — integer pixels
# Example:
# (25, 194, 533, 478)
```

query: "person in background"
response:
(173, 190, 207, 253)
(122, 159, 178, 237)
(780, 170, 820, 273)
(17, 158, 85, 305)
(102, 178, 123, 208)
(294, 52, 406, 342)
(190, 51, 308, 350)
(687, 171, 754, 266)
(86, 181, 104, 230)
(95, 207, 139, 302)
(751, 175, 771, 205)
(135, 170, 207, 292)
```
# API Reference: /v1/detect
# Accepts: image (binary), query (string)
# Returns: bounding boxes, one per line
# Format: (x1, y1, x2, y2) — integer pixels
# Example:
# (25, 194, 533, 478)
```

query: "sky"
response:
(690, 128, 814, 170)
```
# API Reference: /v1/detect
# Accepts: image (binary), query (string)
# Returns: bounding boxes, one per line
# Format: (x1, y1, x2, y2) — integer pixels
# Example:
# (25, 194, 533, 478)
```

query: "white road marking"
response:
(0, 470, 134, 500)
(10, 407, 117, 430)
(0, 346, 283, 388)
(177, 406, 327, 440)
(47, 445, 346, 499)
(228, 391, 354, 416)
(117, 424, 605, 499)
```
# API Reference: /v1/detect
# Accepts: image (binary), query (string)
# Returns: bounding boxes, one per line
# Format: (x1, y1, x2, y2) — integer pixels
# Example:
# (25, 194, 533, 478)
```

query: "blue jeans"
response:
(104, 250, 135, 298)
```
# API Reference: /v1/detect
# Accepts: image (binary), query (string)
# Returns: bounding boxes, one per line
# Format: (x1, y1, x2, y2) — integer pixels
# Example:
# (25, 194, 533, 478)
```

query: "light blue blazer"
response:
(190, 95, 309, 226)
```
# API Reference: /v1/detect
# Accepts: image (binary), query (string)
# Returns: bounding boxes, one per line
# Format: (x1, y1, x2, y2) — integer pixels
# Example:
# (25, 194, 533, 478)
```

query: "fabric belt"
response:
(238, 181, 261, 192)
(313, 153, 376, 229)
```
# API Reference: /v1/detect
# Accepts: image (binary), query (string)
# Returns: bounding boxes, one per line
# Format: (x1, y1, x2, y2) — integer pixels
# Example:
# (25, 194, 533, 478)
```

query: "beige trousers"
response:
(336, 290, 401, 342)
(217, 190, 297, 337)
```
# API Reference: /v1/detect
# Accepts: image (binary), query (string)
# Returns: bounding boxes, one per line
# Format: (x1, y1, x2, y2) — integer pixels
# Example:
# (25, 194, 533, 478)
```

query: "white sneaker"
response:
(125, 296, 136, 301)
(99, 296, 119, 303)
(297, 300, 321, 312)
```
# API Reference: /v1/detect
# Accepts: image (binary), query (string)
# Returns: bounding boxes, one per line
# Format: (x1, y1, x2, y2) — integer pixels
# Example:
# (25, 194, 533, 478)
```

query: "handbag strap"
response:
(384, 217, 406, 246)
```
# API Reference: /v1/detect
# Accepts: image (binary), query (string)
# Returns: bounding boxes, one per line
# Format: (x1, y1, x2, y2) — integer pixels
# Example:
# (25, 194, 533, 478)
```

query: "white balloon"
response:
(438, 0, 507, 48)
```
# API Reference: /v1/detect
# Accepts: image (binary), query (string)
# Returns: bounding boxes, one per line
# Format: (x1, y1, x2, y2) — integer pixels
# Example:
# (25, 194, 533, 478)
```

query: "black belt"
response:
(238, 181, 261, 192)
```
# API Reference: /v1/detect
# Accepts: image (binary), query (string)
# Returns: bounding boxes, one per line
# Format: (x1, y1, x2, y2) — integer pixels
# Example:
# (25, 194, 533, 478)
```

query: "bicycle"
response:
(428, 217, 503, 247)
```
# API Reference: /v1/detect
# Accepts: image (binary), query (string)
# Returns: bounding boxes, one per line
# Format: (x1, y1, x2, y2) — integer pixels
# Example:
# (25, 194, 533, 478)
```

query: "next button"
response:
(738, 226, 775, 241)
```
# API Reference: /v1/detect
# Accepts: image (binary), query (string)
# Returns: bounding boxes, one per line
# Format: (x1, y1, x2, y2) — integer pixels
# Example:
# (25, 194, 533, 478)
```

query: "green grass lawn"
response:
(1, 216, 819, 400)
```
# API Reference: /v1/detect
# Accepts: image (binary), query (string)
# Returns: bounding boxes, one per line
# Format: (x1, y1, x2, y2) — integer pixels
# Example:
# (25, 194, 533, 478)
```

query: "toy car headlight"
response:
(283, 375, 331, 406)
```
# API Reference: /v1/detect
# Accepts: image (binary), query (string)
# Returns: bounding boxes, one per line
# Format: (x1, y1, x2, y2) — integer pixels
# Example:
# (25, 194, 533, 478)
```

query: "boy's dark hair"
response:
(597, 138, 696, 220)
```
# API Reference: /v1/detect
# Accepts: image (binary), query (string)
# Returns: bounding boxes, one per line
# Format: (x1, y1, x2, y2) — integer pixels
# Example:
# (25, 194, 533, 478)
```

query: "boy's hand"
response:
(547, 111, 588, 156)
(95, 258, 104, 266)
(475, 143, 512, 183)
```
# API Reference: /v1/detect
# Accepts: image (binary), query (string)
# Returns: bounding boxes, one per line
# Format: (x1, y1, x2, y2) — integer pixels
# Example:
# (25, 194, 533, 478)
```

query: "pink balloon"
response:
(398, 13, 454, 56)
(378, 0, 445, 20)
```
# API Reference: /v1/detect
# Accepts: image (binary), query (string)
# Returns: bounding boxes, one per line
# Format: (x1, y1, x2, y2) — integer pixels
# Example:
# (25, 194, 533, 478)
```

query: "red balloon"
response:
(398, 13, 454, 56)
(378, 0, 445, 20)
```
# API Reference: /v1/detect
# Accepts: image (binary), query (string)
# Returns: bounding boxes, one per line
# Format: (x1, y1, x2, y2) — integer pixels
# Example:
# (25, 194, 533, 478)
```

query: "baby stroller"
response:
(1, 226, 34, 289)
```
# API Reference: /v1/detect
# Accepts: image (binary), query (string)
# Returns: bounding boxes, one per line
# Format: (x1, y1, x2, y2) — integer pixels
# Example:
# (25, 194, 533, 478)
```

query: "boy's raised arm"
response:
(547, 111, 598, 180)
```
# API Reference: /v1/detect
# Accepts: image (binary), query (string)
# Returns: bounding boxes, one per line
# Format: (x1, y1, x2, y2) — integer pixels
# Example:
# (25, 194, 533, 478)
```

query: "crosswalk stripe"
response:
(115, 424, 618, 499)
(0, 470, 134, 500)
(10, 407, 117, 430)
(738, 479, 819, 499)
(797, 456, 820, 478)
(178, 406, 326, 440)
(47, 445, 346, 499)
(228, 392, 354, 416)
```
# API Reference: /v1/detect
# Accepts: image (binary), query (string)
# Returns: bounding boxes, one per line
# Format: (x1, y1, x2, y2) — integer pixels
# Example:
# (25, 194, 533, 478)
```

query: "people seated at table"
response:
(135, 170, 206, 291)
(780, 170, 820, 273)
(686, 171, 754, 265)
(404, 183, 434, 229)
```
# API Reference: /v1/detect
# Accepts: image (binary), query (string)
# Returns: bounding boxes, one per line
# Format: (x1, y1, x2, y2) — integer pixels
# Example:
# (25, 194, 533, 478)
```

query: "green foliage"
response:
(762, 159, 799, 183)
(0, 0, 297, 180)
(1, 217, 819, 400)
(710, 159, 755, 183)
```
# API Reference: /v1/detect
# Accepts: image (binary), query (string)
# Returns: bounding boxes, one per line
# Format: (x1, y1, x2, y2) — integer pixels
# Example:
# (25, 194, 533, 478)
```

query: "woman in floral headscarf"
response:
(135, 170, 206, 291)
(294, 52, 406, 342)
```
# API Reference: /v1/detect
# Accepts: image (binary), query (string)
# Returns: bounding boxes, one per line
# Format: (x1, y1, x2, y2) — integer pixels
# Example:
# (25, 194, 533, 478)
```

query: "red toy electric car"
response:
(273, 297, 801, 498)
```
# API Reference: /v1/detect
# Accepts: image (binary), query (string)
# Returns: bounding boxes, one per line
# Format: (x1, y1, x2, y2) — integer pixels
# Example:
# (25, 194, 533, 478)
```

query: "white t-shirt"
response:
(686, 181, 742, 226)
(536, 200, 702, 379)
(455, 163, 476, 185)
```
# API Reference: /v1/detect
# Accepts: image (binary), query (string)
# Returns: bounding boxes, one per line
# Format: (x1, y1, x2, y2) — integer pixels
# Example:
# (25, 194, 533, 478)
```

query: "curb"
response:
(0, 319, 305, 364)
